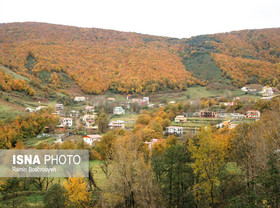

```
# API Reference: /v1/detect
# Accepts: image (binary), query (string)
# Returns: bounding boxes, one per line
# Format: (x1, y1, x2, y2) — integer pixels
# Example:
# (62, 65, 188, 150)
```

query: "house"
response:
(109, 120, 126, 129)
(36, 106, 47, 111)
(259, 86, 274, 97)
(107, 97, 115, 102)
(219, 102, 234, 107)
(241, 84, 263, 93)
(199, 111, 217, 118)
(143, 97, 150, 105)
(216, 120, 231, 129)
(166, 126, 183, 135)
(83, 114, 96, 127)
(83, 134, 102, 146)
(144, 139, 159, 151)
(261, 96, 273, 100)
(85, 106, 95, 112)
(74, 96, 86, 102)
(169, 101, 176, 104)
(229, 113, 246, 120)
(113, 107, 125, 115)
(131, 98, 142, 103)
(241, 87, 249, 92)
(70, 110, 79, 118)
(233, 97, 240, 101)
(62, 118, 73, 127)
(148, 104, 156, 108)
(246, 110, 261, 118)
(175, 115, 187, 123)
(55, 103, 64, 111)
(192, 112, 200, 117)
(140, 100, 148, 105)
(26, 107, 35, 113)
(127, 94, 132, 100)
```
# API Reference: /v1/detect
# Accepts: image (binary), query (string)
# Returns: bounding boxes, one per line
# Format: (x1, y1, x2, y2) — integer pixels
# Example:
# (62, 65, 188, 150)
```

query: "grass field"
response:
(110, 113, 138, 122)
(89, 160, 108, 189)
(23, 136, 57, 148)
(0, 160, 107, 207)
(0, 64, 30, 81)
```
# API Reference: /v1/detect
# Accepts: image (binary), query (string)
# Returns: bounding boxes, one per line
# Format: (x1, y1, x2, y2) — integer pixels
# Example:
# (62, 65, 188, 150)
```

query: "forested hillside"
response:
(179, 29, 280, 86)
(0, 22, 279, 94)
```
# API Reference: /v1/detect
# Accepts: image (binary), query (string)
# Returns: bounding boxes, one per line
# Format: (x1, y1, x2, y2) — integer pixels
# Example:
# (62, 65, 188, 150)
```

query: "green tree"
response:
(259, 153, 280, 208)
(152, 144, 195, 208)
(97, 112, 109, 133)
(44, 184, 67, 208)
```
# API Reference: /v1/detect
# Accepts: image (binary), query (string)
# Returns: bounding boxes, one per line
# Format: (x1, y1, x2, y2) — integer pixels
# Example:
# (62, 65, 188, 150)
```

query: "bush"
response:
(44, 183, 67, 208)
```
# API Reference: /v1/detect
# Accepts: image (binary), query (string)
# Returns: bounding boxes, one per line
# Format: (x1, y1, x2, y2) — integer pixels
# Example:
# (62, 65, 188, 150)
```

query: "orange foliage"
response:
(210, 29, 280, 86)
(0, 109, 58, 149)
(0, 23, 198, 94)
(212, 53, 279, 87)
(0, 70, 36, 95)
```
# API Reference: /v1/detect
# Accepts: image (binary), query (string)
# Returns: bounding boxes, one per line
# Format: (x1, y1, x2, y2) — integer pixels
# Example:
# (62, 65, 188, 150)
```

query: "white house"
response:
(70, 110, 79, 118)
(229, 113, 246, 120)
(83, 134, 102, 146)
(241, 87, 249, 92)
(166, 126, 183, 135)
(148, 104, 156, 108)
(26, 107, 35, 113)
(259, 86, 274, 97)
(83, 114, 96, 127)
(113, 107, 125, 115)
(261, 96, 273, 100)
(55, 103, 64, 111)
(143, 97, 150, 105)
(62, 118, 73, 127)
(144, 139, 159, 151)
(109, 120, 126, 129)
(85, 106, 95, 112)
(36, 106, 47, 111)
(175, 115, 187, 123)
(74, 96, 86, 102)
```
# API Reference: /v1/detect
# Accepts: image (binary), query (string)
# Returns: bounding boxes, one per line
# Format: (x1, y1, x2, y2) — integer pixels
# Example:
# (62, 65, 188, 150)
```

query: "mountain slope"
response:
(0, 22, 198, 94)
(179, 29, 280, 87)
(0, 22, 279, 94)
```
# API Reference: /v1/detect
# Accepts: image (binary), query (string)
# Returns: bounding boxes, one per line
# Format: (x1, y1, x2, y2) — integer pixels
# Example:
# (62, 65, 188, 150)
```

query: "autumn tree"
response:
(188, 126, 231, 208)
(64, 177, 92, 208)
(102, 133, 162, 207)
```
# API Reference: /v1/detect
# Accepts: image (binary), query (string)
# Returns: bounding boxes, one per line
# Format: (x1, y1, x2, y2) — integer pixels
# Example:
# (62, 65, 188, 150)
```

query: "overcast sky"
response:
(0, 0, 279, 38)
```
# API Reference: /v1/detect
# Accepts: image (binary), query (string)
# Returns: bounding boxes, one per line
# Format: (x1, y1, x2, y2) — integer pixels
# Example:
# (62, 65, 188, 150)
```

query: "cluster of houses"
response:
(241, 85, 278, 99)
(26, 105, 47, 113)
(33, 86, 277, 147)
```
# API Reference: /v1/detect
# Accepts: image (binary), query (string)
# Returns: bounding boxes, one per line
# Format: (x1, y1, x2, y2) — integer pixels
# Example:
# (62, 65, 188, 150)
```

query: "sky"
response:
(0, 0, 279, 38)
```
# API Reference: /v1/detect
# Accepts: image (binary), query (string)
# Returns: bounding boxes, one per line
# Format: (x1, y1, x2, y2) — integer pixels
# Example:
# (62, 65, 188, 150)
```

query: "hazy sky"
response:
(0, 0, 279, 38)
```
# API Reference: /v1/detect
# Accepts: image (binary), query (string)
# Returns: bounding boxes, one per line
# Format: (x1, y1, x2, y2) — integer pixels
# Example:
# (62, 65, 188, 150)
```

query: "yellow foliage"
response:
(64, 177, 91, 207)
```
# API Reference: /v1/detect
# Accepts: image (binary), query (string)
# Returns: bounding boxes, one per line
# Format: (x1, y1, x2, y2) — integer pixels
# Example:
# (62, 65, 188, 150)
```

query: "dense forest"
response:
(0, 23, 279, 94)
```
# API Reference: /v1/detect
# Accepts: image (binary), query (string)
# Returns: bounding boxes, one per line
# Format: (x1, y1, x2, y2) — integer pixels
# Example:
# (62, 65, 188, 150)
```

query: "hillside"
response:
(179, 29, 280, 87)
(0, 22, 198, 94)
(0, 22, 279, 95)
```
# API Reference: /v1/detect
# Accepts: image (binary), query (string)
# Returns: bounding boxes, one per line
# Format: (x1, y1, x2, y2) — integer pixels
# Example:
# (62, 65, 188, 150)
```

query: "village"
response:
(23, 84, 278, 148)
